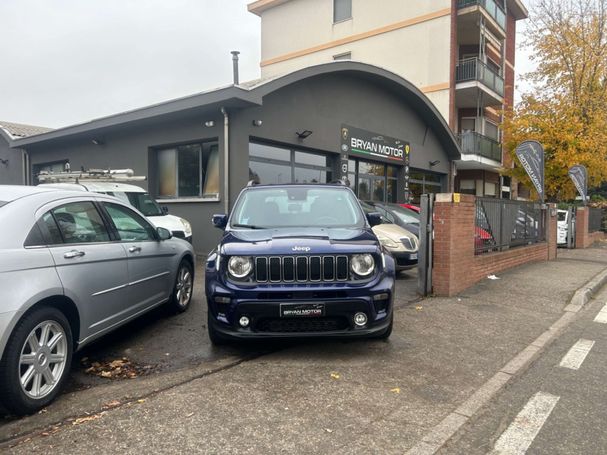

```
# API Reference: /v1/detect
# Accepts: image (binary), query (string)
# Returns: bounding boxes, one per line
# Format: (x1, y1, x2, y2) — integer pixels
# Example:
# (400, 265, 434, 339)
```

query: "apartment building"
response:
(249, 0, 528, 200)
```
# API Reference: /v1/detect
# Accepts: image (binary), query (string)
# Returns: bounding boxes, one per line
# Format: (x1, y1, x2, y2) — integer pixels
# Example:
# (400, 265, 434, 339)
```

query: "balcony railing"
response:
(458, 131, 502, 162)
(456, 57, 504, 97)
(457, 0, 506, 31)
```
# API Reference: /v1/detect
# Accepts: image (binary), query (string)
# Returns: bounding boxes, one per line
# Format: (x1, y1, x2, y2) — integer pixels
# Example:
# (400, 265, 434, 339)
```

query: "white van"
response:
(557, 209, 570, 245)
(39, 178, 192, 242)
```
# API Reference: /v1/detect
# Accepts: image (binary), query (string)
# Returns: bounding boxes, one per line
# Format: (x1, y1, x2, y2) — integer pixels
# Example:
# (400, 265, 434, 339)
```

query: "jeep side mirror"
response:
(212, 214, 228, 229)
(157, 227, 172, 240)
(366, 212, 382, 227)
(161, 206, 169, 215)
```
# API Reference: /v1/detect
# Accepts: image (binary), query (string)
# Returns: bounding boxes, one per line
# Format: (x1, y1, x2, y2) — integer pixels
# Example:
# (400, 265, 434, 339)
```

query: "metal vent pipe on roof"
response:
(231, 51, 240, 85)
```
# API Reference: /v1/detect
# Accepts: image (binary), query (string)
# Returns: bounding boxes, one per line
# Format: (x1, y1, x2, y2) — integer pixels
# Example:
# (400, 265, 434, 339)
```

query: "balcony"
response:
(455, 58, 504, 108)
(458, 131, 502, 163)
(457, 0, 506, 33)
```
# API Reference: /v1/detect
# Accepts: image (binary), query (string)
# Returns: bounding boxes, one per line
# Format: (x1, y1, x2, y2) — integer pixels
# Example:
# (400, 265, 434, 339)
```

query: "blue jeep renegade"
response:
(205, 183, 396, 344)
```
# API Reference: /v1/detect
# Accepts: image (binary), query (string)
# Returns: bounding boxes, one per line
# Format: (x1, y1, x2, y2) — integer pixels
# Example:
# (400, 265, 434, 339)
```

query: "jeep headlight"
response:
(228, 256, 253, 279)
(181, 219, 192, 237)
(350, 254, 375, 277)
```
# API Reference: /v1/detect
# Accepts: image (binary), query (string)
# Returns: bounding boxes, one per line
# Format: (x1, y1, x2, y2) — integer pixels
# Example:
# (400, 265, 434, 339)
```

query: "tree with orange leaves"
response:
(503, 0, 607, 201)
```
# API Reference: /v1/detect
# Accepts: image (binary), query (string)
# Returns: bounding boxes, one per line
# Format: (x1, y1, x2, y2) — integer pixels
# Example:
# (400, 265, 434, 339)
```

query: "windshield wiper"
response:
(232, 223, 267, 229)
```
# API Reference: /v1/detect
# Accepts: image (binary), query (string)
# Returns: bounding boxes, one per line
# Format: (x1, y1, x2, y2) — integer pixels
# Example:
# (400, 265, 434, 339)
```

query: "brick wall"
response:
(575, 207, 607, 248)
(432, 194, 557, 296)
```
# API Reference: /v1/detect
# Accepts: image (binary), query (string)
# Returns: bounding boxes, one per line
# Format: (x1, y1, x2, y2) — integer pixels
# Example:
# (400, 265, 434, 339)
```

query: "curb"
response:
(564, 268, 607, 313)
(406, 265, 607, 455)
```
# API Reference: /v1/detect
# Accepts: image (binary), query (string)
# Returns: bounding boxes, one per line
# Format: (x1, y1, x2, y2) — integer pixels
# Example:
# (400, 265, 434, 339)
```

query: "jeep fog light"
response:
(351, 254, 375, 277)
(239, 316, 250, 327)
(228, 256, 253, 279)
(354, 312, 368, 327)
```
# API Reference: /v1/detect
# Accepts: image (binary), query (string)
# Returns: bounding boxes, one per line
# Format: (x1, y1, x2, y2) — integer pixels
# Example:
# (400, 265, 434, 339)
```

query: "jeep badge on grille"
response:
(292, 246, 311, 252)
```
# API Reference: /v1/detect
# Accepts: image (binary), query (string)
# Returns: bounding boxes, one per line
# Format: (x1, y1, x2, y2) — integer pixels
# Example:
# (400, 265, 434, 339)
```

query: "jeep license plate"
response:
(410, 253, 418, 260)
(280, 303, 325, 318)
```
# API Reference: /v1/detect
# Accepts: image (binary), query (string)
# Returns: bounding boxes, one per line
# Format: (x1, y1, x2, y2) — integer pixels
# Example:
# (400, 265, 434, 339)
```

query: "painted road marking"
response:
(559, 339, 595, 370)
(593, 303, 607, 323)
(491, 392, 560, 455)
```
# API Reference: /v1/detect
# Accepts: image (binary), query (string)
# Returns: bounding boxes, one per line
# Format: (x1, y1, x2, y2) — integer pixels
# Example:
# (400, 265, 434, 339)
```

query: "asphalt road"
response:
(0, 262, 421, 417)
(442, 285, 607, 454)
(2, 249, 606, 453)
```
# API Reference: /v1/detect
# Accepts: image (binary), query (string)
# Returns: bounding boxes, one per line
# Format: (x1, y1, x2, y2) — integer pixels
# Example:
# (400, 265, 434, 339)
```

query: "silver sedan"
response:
(0, 185, 195, 415)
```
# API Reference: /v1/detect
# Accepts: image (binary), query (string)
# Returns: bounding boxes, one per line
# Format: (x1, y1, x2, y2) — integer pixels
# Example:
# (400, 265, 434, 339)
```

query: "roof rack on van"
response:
(246, 180, 259, 187)
(37, 168, 147, 184)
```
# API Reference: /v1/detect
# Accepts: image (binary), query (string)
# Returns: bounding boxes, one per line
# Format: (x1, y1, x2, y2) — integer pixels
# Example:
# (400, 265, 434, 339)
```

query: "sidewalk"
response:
(3, 247, 607, 454)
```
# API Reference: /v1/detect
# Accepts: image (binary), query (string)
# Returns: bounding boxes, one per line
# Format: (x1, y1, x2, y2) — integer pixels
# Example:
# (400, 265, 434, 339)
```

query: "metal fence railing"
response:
(588, 207, 605, 232)
(458, 131, 502, 162)
(475, 198, 546, 255)
(456, 58, 505, 97)
(457, 0, 506, 30)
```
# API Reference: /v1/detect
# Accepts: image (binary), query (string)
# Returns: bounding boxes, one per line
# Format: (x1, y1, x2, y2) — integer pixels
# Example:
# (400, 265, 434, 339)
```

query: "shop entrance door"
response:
(357, 176, 385, 202)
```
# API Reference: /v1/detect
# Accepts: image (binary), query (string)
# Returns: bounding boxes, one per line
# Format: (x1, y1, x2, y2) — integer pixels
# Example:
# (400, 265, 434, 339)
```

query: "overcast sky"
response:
(0, 0, 533, 129)
(0, 0, 261, 128)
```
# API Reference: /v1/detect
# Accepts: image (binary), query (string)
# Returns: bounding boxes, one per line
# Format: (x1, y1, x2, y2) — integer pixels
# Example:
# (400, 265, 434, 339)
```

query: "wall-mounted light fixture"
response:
(204, 120, 215, 127)
(429, 160, 440, 167)
(296, 130, 313, 139)
(0, 158, 8, 166)
(252, 119, 263, 127)
(91, 139, 104, 146)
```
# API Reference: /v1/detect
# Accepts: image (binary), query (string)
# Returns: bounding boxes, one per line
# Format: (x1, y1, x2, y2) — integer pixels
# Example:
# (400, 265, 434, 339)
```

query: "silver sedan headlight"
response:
(228, 256, 253, 279)
(350, 254, 375, 277)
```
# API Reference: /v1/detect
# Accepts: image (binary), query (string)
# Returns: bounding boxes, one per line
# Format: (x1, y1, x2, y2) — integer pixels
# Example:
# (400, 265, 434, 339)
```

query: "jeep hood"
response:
(220, 227, 379, 256)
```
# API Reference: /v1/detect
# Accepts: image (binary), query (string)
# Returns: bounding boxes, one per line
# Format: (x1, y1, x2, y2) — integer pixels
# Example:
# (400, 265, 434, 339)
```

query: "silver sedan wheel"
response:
(175, 265, 193, 308)
(19, 320, 68, 400)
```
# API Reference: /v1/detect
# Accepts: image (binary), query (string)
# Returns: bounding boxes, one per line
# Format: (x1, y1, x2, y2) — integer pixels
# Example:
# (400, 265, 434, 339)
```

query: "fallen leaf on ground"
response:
(137, 399, 146, 403)
(81, 357, 154, 380)
(415, 306, 423, 311)
(330, 372, 340, 380)
(103, 400, 121, 409)
(72, 413, 104, 426)
(325, 428, 333, 433)
(390, 387, 401, 394)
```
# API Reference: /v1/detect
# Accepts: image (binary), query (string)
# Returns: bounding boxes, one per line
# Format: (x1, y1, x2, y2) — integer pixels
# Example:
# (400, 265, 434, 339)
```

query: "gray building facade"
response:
(9, 62, 461, 254)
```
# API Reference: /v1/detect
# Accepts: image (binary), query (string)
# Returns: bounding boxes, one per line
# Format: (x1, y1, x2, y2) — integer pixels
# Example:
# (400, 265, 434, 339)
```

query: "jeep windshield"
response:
(230, 187, 365, 229)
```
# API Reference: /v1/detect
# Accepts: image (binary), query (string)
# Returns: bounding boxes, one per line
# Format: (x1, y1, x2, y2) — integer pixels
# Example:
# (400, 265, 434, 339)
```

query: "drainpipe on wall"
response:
(221, 107, 229, 214)
(22, 149, 30, 185)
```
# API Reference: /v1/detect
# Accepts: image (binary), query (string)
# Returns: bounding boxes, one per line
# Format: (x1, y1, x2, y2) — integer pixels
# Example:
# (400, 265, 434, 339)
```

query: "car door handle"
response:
(128, 246, 142, 253)
(64, 250, 85, 259)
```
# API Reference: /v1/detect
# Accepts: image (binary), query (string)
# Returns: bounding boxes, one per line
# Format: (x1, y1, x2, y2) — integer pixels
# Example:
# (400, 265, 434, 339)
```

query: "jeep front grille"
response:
(254, 256, 349, 283)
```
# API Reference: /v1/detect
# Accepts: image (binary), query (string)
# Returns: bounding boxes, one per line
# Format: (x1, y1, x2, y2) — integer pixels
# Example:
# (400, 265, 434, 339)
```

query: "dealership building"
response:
(2, 62, 460, 253)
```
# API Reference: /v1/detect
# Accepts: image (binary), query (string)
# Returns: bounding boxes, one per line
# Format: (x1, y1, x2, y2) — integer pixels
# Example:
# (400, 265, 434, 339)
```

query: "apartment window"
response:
(334, 0, 352, 22)
(460, 117, 476, 133)
(484, 120, 499, 141)
(157, 141, 219, 199)
(333, 52, 351, 61)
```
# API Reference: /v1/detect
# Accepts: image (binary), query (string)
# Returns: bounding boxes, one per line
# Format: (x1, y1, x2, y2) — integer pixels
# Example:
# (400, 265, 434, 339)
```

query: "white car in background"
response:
(39, 182, 193, 242)
(557, 209, 571, 245)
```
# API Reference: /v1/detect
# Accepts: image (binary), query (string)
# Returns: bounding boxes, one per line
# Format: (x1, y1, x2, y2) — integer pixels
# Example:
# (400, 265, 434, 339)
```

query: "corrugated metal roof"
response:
(0, 120, 53, 139)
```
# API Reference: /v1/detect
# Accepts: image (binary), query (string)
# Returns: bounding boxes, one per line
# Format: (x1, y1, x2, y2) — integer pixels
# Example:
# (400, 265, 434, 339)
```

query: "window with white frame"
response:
(157, 141, 219, 199)
(334, 0, 352, 22)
